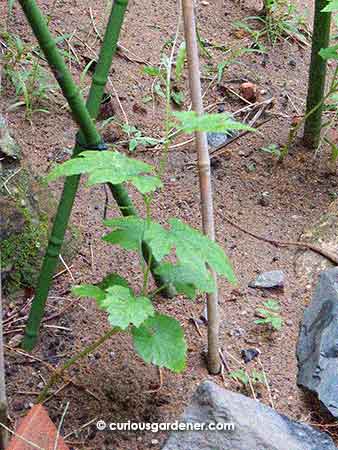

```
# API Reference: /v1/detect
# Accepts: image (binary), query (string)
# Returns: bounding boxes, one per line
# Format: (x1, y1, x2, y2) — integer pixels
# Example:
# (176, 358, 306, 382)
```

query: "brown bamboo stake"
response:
(0, 252, 8, 450)
(182, 0, 220, 374)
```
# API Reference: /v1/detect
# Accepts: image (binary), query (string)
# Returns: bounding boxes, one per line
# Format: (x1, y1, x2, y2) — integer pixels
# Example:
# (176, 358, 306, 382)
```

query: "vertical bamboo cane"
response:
(182, 0, 220, 374)
(0, 253, 8, 450)
(303, 0, 332, 149)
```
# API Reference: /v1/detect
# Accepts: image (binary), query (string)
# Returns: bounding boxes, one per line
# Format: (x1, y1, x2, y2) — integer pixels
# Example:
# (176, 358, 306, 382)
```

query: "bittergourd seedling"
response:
(46, 142, 240, 373)
(255, 299, 283, 331)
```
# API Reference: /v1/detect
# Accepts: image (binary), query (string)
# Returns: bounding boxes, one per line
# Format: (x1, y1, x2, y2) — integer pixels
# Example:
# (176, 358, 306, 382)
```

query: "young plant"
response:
(1, 31, 57, 118)
(233, 1, 309, 48)
(121, 124, 160, 152)
(255, 299, 283, 331)
(46, 148, 237, 373)
(142, 49, 186, 107)
(259, 143, 281, 159)
(217, 47, 264, 83)
(229, 368, 265, 387)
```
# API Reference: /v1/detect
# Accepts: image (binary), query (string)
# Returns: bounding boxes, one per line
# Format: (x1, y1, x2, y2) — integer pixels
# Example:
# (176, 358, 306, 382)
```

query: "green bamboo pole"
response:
(303, 0, 332, 149)
(20, 0, 172, 351)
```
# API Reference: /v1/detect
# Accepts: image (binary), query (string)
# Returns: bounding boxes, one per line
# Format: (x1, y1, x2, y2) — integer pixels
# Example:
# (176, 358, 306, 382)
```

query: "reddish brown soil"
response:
(1, 1, 338, 449)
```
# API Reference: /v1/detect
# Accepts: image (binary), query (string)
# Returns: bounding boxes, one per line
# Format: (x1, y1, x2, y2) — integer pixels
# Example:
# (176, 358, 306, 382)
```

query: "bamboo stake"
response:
(182, 0, 220, 374)
(20, 0, 172, 351)
(303, 0, 332, 149)
(0, 253, 8, 450)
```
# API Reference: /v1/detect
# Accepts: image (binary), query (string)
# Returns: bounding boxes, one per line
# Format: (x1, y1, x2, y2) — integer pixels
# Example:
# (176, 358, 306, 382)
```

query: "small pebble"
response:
(12, 400, 25, 412)
(258, 192, 271, 207)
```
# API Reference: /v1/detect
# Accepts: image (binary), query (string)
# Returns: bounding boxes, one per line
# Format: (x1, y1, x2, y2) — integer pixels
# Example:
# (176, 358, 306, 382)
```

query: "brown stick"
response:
(222, 214, 338, 265)
(182, 0, 220, 375)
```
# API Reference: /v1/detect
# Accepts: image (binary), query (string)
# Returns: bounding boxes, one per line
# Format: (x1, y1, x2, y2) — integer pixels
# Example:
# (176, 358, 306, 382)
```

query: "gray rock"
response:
(207, 132, 232, 149)
(161, 380, 337, 450)
(258, 191, 271, 207)
(0, 115, 21, 161)
(249, 270, 285, 288)
(297, 268, 338, 418)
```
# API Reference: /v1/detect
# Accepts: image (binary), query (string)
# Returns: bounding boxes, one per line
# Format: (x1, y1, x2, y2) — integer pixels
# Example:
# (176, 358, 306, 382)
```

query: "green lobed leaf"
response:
(103, 217, 171, 261)
(132, 314, 187, 372)
(104, 217, 236, 286)
(72, 284, 105, 302)
(101, 286, 154, 330)
(155, 262, 216, 299)
(172, 111, 255, 134)
(46, 150, 161, 194)
(168, 219, 237, 284)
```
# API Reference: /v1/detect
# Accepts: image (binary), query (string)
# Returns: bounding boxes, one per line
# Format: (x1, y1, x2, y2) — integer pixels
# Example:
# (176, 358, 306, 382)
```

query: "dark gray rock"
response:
(297, 268, 338, 418)
(249, 270, 285, 288)
(161, 380, 337, 450)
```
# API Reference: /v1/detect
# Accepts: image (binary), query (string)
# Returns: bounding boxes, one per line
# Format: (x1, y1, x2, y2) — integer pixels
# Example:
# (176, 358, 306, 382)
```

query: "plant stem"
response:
(303, 0, 332, 149)
(37, 328, 118, 403)
(182, 0, 220, 375)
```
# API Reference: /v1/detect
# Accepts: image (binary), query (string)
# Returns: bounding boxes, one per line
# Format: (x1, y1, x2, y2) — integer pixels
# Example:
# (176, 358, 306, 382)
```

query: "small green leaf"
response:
(172, 111, 255, 134)
(270, 316, 283, 330)
(251, 369, 265, 384)
(101, 286, 154, 330)
(72, 284, 105, 302)
(154, 82, 166, 98)
(97, 273, 130, 291)
(132, 314, 187, 372)
(319, 45, 338, 60)
(130, 175, 163, 194)
(103, 217, 171, 261)
(143, 66, 163, 77)
(263, 299, 280, 311)
(155, 262, 216, 299)
(168, 219, 237, 284)
(47, 150, 161, 195)
(322, 0, 338, 11)
(171, 91, 185, 106)
(254, 318, 269, 325)
(229, 369, 249, 385)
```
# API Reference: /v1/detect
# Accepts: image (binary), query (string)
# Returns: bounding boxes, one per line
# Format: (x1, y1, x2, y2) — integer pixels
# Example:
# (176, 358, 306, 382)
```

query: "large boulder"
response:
(297, 268, 338, 418)
(0, 114, 79, 291)
(161, 380, 337, 450)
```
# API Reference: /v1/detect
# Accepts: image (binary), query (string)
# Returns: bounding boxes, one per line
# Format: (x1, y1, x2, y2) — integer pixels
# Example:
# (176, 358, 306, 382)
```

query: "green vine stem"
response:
(303, 0, 332, 149)
(281, 66, 338, 159)
(37, 328, 119, 404)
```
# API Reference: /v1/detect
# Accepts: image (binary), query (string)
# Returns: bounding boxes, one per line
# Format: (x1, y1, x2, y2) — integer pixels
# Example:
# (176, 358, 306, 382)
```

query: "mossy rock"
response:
(0, 118, 80, 293)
